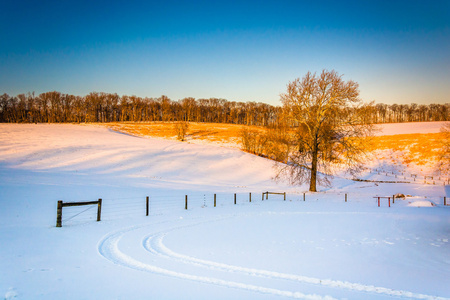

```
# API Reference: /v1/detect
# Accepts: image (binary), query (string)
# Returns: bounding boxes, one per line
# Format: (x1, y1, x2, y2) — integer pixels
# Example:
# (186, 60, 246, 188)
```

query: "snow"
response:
(1, 123, 449, 300)
(373, 121, 447, 136)
(407, 200, 435, 207)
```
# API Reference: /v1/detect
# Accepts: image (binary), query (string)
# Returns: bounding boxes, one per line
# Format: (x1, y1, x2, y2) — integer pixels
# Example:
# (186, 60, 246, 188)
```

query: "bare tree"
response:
(278, 70, 374, 192)
(264, 119, 294, 163)
(240, 126, 268, 156)
(174, 121, 189, 141)
(180, 97, 196, 122)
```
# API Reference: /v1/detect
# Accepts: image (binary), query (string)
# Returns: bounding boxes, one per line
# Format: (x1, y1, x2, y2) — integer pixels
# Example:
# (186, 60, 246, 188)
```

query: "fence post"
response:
(214, 194, 216, 207)
(262, 192, 264, 201)
(393, 194, 395, 204)
(284, 192, 286, 201)
(97, 199, 102, 222)
(444, 197, 447, 206)
(185, 195, 188, 210)
(146, 196, 149, 216)
(234, 193, 236, 205)
(345, 194, 347, 202)
(388, 197, 391, 208)
(378, 197, 380, 207)
(249, 192, 252, 203)
(56, 200, 63, 227)
(303, 193, 305, 201)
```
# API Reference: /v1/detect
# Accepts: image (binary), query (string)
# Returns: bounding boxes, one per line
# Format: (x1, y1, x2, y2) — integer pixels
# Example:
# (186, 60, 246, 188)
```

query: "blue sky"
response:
(1, 0, 449, 105)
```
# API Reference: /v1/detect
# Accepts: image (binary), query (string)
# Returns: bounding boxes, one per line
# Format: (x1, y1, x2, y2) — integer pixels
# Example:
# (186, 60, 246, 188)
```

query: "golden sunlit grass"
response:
(104, 122, 252, 146)
(366, 133, 445, 166)
(102, 122, 445, 166)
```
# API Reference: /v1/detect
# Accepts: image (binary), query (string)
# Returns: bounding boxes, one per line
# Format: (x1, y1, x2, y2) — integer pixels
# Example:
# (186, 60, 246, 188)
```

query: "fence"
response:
(262, 192, 286, 201)
(56, 199, 102, 227)
(55, 191, 449, 227)
(56, 192, 259, 227)
(370, 168, 450, 186)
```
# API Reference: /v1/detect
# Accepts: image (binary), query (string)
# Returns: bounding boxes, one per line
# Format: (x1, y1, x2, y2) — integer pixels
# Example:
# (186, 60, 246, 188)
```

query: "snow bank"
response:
(407, 200, 435, 207)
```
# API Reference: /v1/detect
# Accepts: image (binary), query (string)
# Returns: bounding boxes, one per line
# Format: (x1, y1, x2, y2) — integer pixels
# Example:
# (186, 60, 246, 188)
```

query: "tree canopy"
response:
(278, 70, 374, 192)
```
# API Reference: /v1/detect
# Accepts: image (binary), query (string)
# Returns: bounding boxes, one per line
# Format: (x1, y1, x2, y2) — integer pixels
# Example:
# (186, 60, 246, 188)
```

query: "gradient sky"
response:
(1, 0, 449, 106)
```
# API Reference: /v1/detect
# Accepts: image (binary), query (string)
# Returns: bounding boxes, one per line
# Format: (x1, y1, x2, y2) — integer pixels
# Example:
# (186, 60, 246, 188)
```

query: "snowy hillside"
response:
(0, 123, 449, 300)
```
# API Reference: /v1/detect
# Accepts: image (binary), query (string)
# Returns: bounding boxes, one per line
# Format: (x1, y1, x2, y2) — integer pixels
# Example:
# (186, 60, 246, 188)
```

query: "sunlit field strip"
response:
(102, 122, 446, 166)
(105, 122, 255, 145)
(367, 133, 445, 166)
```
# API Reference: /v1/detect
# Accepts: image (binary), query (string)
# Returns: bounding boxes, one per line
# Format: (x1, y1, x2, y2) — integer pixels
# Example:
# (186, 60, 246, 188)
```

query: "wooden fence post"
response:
(146, 196, 149, 216)
(262, 192, 264, 201)
(345, 194, 347, 202)
(393, 194, 395, 204)
(185, 195, 188, 210)
(214, 194, 216, 207)
(284, 192, 286, 201)
(97, 199, 102, 222)
(444, 197, 447, 206)
(303, 193, 305, 201)
(234, 193, 236, 205)
(56, 200, 63, 227)
(249, 192, 251, 203)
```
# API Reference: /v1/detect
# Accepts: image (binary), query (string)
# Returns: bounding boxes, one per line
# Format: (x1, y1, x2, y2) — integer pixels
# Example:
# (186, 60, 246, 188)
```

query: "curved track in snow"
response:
(98, 213, 449, 300)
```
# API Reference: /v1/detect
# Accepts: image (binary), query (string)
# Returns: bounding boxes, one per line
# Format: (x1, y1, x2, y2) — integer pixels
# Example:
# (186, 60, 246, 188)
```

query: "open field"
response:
(0, 122, 449, 300)
(106, 122, 249, 148)
(368, 133, 445, 167)
(104, 121, 448, 173)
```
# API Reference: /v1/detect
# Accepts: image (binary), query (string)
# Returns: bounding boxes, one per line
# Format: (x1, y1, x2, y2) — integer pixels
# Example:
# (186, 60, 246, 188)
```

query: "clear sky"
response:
(1, 0, 449, 106)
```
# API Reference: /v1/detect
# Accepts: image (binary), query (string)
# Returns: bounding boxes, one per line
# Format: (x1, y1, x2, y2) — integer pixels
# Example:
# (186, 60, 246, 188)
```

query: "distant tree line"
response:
(0, 91, 448, 125)
(367, 102, 449, 123)
(0, 92, 280, 126)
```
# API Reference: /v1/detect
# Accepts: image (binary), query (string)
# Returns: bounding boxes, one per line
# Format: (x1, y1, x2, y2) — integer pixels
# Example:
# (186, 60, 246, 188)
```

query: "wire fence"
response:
(58, 189, 449, 227)
(59, 192, 258, 226)
(368, 168, 450, 186)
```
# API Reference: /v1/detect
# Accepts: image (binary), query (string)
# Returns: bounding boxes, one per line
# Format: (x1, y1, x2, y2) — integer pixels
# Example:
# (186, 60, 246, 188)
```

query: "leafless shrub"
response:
(174, 121, 189, 141)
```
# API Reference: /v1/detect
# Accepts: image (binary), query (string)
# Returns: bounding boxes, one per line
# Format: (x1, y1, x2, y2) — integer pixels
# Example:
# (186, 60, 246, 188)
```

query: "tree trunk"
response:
(309, 143, 318, 192)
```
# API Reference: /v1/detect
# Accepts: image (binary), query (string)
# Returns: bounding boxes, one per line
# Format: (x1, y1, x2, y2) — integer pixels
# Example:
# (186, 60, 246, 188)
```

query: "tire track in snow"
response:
(98, 214, 450, 300)
(98, 224, 336, 300)
(145, 233, 449, 300)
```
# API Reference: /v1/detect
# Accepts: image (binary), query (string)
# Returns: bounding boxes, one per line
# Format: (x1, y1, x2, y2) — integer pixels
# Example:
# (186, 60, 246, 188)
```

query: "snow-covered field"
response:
(0, 123, 449, 300)
(373, 121, 447, 136)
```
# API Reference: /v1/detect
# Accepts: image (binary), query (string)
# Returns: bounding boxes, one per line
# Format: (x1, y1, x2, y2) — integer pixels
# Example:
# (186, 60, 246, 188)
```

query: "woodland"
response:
(0, 91, 448, 125)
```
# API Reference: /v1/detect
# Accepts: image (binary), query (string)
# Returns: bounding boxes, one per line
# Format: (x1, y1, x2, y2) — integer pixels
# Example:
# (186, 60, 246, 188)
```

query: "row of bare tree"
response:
(0, 91, 447, 125)
(0, 92, 279, 126)
(368, 102, 448, 123)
